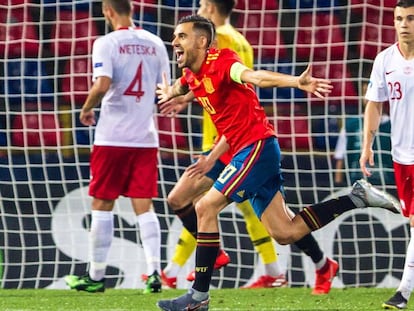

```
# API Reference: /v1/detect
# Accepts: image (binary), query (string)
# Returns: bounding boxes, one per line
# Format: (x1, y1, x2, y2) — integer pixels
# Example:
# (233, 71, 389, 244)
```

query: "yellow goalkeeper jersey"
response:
(202, 23, 254, 152)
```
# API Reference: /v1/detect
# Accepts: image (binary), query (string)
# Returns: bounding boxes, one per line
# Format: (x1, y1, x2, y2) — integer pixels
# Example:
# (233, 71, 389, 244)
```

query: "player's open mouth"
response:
(176, 50, 184, 62)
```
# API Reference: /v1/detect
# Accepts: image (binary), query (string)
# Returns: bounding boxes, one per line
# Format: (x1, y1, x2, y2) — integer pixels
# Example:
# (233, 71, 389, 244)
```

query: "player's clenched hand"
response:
(156, 72, 172, 104)
(79, 109, 96, 126)
(186, 154, 215, 179)
(298, 64, 333, 99)
(359, 148, 375, 177)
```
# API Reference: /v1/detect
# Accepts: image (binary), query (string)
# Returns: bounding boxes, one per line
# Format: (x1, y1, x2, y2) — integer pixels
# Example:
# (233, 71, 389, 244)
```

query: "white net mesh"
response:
(0, 0, 408, 289)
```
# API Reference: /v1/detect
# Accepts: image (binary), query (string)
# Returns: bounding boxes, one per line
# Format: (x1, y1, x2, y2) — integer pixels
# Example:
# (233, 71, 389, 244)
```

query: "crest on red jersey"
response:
(203, 77, 215, 94)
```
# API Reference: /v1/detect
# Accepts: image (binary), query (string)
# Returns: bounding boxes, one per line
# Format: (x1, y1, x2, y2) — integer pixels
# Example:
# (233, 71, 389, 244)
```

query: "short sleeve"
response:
(91, 36, 114, 81)
(365, 53, 388, 103)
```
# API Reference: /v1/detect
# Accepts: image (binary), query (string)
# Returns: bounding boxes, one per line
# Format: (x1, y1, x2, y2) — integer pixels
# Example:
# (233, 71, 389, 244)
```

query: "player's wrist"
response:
(81, 105, 93, 113)
(296, 76, 305, 90)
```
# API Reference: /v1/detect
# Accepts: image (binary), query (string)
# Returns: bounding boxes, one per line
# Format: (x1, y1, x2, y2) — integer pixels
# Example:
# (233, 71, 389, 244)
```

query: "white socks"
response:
(137, 211, 161, 275)
(398, 227, 414, 301)
(89, 210, 114, 281)
(163, 262, 181, 278)
(264, 261, 284, 276)
(88, 210, 161, 280)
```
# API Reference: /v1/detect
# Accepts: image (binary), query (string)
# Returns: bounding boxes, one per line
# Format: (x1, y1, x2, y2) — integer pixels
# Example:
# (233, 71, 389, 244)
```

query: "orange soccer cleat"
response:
(242, 274, 287, 288)
(161, 270, 177, 289)
(312, 257, 339, 295)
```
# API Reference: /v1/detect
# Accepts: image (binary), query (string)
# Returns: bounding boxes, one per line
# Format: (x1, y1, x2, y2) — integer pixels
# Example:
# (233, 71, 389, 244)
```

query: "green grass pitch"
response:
(0, 288, 410, 310)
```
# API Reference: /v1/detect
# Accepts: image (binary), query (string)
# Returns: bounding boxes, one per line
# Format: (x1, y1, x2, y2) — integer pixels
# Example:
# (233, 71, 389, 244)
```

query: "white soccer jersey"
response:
(91, 27, 170, 147)
(365, 43, 414, 164)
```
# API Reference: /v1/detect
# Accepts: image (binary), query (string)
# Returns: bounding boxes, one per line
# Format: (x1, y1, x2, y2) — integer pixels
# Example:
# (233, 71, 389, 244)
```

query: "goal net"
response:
(0, 0, 408, 290)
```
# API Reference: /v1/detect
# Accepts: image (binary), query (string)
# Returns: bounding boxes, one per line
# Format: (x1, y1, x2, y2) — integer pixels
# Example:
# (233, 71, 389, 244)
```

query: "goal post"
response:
(0, 0, 407, 289)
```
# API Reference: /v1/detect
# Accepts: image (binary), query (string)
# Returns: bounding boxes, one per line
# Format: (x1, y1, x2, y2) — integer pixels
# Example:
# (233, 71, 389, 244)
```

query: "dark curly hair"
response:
(397, 0, 414, 8)
(178, 15, 216, 47)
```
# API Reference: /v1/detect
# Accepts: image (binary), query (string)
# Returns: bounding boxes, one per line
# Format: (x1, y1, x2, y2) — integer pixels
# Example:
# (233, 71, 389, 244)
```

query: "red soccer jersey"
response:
(180, 48, 275, 156)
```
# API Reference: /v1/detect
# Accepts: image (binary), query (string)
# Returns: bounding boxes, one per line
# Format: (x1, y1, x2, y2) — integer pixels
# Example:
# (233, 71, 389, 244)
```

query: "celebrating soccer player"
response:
(156, 15, 401, 311)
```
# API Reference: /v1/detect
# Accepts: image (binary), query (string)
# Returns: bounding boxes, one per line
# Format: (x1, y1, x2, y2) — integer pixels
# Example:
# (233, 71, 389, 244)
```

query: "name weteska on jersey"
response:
(119, 44, 157, 55)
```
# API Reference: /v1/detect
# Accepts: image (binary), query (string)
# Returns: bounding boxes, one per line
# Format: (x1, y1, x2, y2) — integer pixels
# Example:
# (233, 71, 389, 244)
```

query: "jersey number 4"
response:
(124, 62, 145, 102)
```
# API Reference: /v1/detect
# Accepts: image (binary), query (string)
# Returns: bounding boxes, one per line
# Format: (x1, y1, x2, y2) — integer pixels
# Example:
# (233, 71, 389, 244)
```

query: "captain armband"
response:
(230, 62, 249, 84)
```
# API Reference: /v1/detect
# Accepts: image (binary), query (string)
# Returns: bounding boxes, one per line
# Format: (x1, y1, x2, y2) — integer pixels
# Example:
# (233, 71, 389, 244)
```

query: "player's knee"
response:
(194, 200, 207, 217)
(194, 199, 217, 221)
(167, 192, 184, 211)
(274, 236, 295, 245)
(267, 229, 296, 245)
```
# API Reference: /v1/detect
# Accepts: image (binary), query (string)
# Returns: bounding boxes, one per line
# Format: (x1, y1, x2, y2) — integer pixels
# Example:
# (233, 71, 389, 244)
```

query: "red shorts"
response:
(393, 162, 414, 217)
(89, 145, 158, 200)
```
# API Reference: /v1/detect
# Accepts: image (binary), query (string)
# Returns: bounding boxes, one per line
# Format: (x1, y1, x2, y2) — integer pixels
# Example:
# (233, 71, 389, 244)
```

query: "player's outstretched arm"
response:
(239, 64, 332, 99)
(297, 65, 333, 99)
